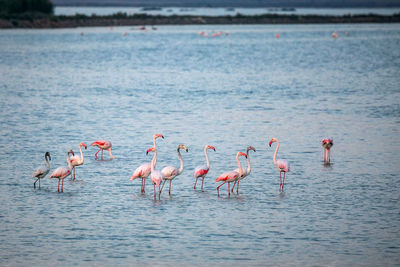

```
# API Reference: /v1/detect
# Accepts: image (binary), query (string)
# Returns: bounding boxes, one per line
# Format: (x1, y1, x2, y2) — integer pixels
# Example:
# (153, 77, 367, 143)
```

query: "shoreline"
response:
(1, 13, 399, 29)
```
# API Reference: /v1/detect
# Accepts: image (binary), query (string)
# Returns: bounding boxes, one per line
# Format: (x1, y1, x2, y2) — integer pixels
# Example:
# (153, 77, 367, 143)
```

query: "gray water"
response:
(54, 6, 400, 16)
(0, 24, 399, 266)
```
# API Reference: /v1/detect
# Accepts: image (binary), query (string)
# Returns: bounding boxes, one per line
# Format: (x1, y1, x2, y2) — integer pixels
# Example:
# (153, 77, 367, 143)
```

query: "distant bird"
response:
(91, 140, 115, 160)
(32, 152, 51, 189)
(50, 149, 74, 192)
(322, 138, 333, 164)
(161, 144, 188, 195)
(193, 145, 216, 191)
(275, 33, 280, 38)
(69, 142, 87, 180)
(130, 134, 164, 193)
(122, 32, 127, 37)
(216, 152, 247, 196)
(332, 30, 338, 38)
(269, 138, 290, 192)
(147, 147, 164, 199)
(232, 146, 256, 193)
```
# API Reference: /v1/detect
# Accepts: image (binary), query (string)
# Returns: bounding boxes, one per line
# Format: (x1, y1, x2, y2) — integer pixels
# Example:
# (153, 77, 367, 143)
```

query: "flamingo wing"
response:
(130, 163, 151, 180)
(69, 155, 82, 167)
(91, 140, 111, 149)
(193, 165, 209, 178)
(234, 167, 246, 178)
(277, 159, 290, 172)
(151, 170, 164, 186)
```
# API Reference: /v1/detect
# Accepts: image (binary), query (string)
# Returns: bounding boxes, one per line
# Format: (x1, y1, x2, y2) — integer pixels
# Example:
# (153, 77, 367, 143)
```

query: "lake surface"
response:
(0, 23, 399, 266)
(55, 6, 400, 16)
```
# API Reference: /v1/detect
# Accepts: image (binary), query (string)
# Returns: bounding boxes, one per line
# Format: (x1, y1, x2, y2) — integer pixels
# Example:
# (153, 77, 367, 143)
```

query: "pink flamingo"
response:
(69, 142, 87, 180)
(49, 149, 74, 192)
(91, 140, 115, 160)
(231, 146, 256, 193)
(130, 134, 164, 193)
(193, 145, 215, 191)
(216, 152, 247, 196)
(147, 147, 164, 199)
(269, 138, 290, 192)
(32, 152, 51, 189)
(161, 144, 188, 195)
(322, 138, 333, 164)
(332, 31, 338, 38)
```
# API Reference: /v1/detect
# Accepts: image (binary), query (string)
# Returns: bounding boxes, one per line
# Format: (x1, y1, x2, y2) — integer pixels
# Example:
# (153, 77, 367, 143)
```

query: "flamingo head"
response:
(269, 138, 278, 147)
(68, 149, 75, 156)
(80, 142, 87, 149)
(247, 146, 256, 153)
(45, 151, 51, 161)
(237, 152, 247, 158)
(146, 147, 156, 155)
(207, 145, 216, 151)
(153, 134, 164, 140)
(178, 144, 188, 152)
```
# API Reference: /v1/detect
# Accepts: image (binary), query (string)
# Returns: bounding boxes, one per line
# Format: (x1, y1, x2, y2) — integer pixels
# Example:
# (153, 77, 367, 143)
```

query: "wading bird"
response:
(69, 142, 87, 180)
(147, 147, 163, 199)
(193, 145, 215, 191)
(161, 144, 188, 195)
(32, 152, 51, 189)
(232, 146, 256, 193)
(91, 140, 115, 160)
(216, 152, 247, 196)
(50, 149, 74, 192)
(322, 138, 333, 164)
(269, 138, 290, 192)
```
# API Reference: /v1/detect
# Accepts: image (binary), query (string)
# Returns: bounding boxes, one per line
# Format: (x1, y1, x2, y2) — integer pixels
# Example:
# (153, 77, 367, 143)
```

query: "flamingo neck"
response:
(177, 148, 184, 175)
(79, 145, 84, 163)
(273, 141, 279, 166)
(45, 155, 50, 169)
(236, 154, 243, 176)
(246, 149, 251, 175)
(204, 146, 210, 169)
(67, 152, 72, 170)
(151, 150, 157, 172)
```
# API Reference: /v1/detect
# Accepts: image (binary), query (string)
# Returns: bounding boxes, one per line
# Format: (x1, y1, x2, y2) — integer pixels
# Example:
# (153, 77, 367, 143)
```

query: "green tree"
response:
(0, 0, 53, 14)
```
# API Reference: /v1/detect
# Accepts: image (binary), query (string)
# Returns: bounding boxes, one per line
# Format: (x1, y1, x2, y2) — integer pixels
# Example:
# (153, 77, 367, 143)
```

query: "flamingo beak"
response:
(83, 143, 87, 149)
(209, 146, 215, 151)
(146, 147, 153, 155)
(269, 140, 273, 147)
(240, 152, 247, 158)
(186, 148, 189, 152)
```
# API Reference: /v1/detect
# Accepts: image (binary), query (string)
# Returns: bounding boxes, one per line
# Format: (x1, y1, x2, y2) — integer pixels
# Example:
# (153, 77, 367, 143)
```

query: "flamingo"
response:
(269, 138, 290, 192)
(231, 146, 256, 193)
(161, 144, 188, 195)
(69, 142, 87, 180)
(147, 147, 164, 199)
(129, 134, 164, 193)
(322, 138, 333, 164)
(332, 30, 338, 38)
(32, 152, 51, 189)
(91, 140, 115, 160)
(49, 149, 74, 192)
(216, 152, 247, 196)
(193, 145, 215, 191)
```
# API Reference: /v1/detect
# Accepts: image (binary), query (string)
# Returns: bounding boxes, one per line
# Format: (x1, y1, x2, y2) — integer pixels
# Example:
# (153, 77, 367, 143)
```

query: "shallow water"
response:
(0, 24, 399, 266)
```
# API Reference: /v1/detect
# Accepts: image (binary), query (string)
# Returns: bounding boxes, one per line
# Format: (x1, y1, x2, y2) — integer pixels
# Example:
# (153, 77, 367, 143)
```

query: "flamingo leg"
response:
(216, 181, 226, 196)
(169, 180, 172, 195)
(194, 177, 198, 189)
(160, 180, 167, 194)
(61, 179, 64, 192)
(57, 179, 60, 192)
(201, 176, 205, 191)
(231, 181, 237, 192)
(34, 178, 38, 189)
(328, 149, 331, 163)
(282, 172, 286, 192)
(158, 185, 161, 199)
(154, 184, 156, 198)
(143, 178, 146, 193)
(39, 178, 41, 189)
(237, 181, 239, 194)
(280, 171, 282, 192)
(73, 168, 76, 180)
(141, 178, 144, 193)
(101, 149, 104, 160)
(95, 148, 101, 158)
(228, 182, 230, 196)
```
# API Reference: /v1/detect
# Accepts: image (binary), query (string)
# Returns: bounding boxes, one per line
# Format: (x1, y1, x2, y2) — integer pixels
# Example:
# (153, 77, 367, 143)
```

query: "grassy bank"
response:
(1, 12, 400, 28)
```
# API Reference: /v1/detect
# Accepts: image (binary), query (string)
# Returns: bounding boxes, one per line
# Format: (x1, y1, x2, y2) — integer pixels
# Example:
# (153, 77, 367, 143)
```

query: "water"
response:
(0, 24, 399, 265)
(54, 6, 400, 16)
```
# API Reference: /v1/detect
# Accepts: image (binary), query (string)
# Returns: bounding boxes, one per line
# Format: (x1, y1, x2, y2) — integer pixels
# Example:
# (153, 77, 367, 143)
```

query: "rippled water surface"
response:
(0, 24, 399, 266)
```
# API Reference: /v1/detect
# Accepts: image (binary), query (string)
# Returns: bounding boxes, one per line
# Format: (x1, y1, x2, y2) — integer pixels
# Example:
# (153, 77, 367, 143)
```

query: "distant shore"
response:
(1, 12, 399, 29)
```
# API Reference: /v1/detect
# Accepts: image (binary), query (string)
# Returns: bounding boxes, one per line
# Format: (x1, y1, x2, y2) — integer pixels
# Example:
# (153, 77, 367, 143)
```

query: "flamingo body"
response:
(193, 166, 209, 178)
(216, 152, 247, 196)
(193, 145, 215, 191)
(277, 159, 290, 172)
(69, 142, 87, 180)
(269, 138, 290, 192)
(50, 149, 74, 192)
(160, 144, 188, 195)
(162, 166, 179, 180)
